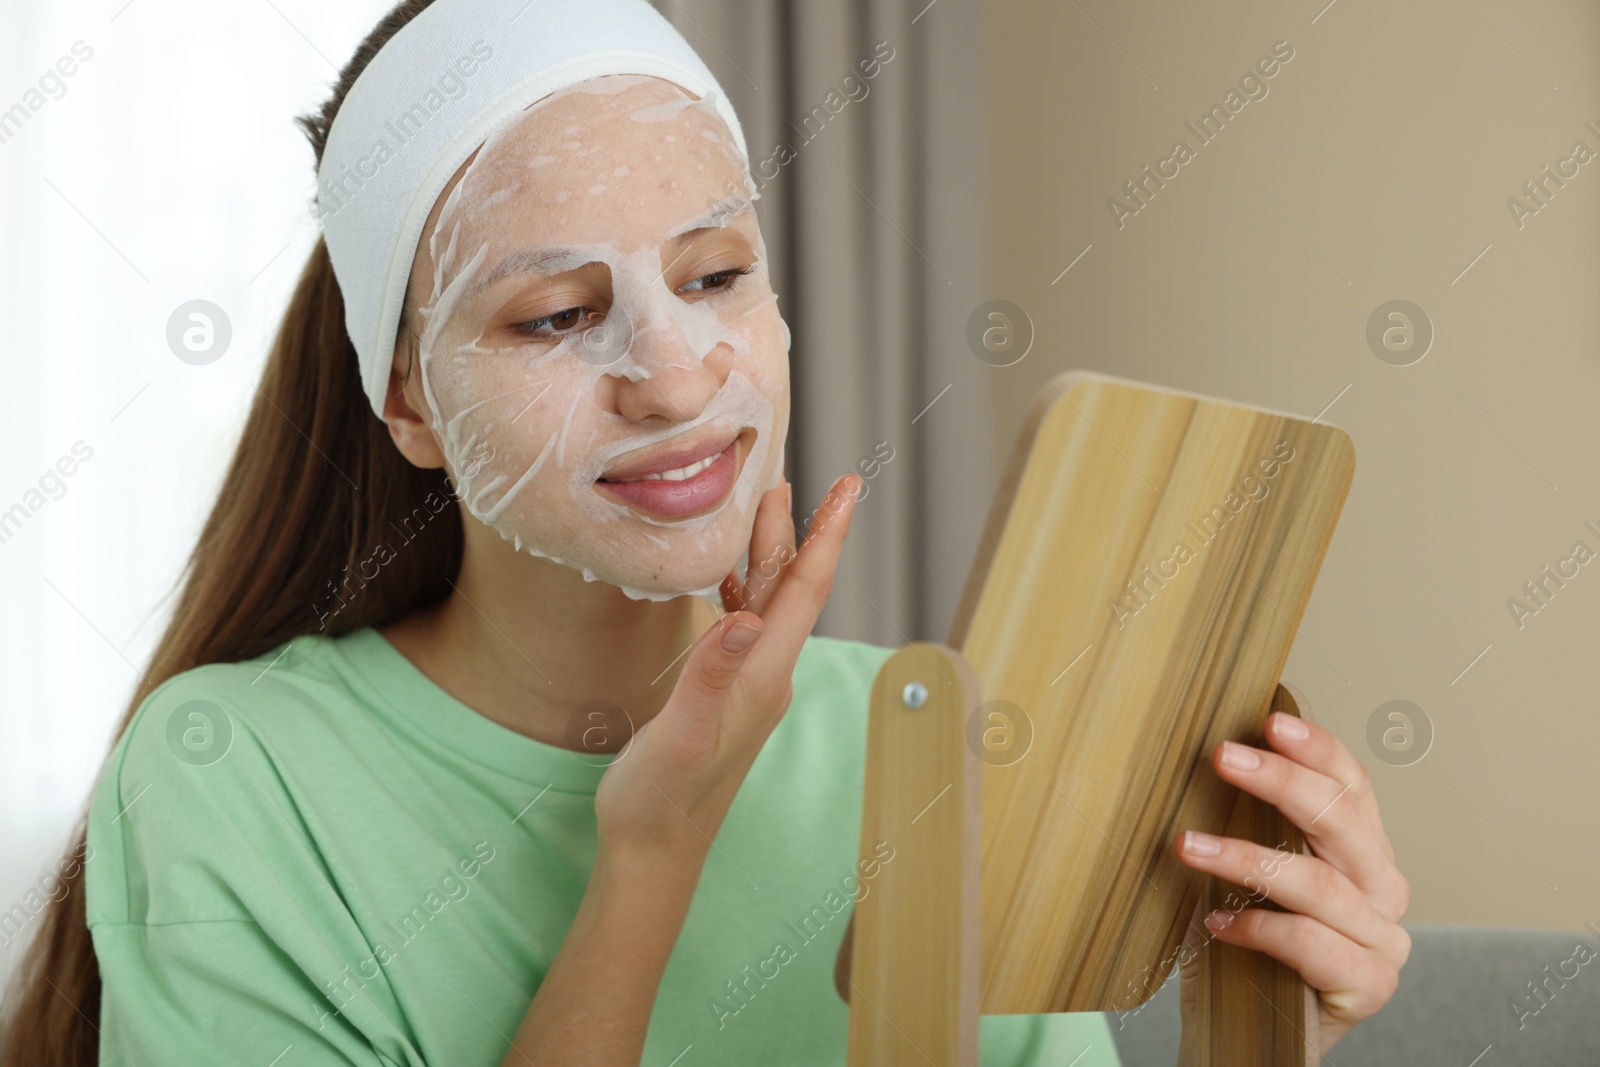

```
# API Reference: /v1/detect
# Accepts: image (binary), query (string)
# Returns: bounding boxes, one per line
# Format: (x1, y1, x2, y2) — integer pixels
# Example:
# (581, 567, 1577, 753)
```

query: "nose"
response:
(599, 322, 728, 424)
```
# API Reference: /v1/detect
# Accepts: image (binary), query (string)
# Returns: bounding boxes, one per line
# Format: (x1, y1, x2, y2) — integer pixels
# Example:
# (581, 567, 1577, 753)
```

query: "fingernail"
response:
(1220, 741, 1261, 770)
(1183, 830, 1223, 857)
(784, 479, 793, 511)
(1205, 909, 1235, 932)
(722, 620, 762, 653)
(1274, 713, 1310, 740)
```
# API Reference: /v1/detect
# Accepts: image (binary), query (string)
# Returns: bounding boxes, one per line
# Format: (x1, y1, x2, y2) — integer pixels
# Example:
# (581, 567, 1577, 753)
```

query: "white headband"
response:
(314, 0, 750, 417)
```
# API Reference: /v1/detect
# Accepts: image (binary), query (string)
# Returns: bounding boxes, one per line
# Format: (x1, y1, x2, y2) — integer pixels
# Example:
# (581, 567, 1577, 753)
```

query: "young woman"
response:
(1, 1, 1410, 1064)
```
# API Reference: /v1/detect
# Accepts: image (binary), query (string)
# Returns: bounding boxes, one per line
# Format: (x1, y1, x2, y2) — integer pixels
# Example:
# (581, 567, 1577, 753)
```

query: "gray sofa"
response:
(1109, 925, 1600, 1066)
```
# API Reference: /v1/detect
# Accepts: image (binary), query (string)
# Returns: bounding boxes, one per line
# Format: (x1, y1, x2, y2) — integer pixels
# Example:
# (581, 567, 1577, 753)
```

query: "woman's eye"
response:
(680, 263, 756, 296)
(509, 265, 756, 340)
(511, 306, 595, 339)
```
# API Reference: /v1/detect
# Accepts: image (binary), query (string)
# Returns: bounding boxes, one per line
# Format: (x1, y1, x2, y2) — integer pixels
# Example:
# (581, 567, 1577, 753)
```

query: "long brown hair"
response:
(0, 3, 457, 1060)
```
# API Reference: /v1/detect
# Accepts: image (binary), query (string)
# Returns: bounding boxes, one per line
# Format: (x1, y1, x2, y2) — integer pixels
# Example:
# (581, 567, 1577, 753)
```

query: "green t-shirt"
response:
(86, 626, 1123, 1066)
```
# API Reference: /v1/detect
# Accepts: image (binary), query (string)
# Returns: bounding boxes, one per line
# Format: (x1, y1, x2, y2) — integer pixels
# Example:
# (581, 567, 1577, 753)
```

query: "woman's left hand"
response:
(1173, 683, 1412, 1054)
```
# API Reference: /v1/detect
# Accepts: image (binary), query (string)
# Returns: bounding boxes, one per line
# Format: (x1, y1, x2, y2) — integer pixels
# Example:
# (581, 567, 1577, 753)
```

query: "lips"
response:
(598, 429, 740, 482)
(595, 435, 742, 518)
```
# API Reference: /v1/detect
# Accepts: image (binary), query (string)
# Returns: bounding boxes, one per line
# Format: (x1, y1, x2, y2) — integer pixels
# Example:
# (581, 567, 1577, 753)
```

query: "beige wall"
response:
(982, 0, 1600, 930)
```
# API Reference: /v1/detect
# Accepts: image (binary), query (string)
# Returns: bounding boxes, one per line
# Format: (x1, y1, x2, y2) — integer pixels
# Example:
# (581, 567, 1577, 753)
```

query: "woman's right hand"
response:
(593, 471, 863, 863)
(502, 475, 862, 1066)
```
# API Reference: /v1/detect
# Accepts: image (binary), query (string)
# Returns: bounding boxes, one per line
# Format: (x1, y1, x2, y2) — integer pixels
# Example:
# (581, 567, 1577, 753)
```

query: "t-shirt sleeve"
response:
(92, 921, 409, 1067)
(86, 668, 424, 1066)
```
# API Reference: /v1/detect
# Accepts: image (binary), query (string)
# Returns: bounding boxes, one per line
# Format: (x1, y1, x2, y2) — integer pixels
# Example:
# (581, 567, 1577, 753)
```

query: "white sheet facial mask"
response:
(407, 74, 790, 601)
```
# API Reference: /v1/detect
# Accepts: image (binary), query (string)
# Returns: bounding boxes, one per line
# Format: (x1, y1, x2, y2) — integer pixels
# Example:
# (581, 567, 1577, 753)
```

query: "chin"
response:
(605, 568, 730, 603)
(586, 539, 747, 604)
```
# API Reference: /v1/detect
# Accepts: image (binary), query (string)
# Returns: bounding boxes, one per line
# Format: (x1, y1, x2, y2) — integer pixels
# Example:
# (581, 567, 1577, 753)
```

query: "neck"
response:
(379, 524, 721, 751)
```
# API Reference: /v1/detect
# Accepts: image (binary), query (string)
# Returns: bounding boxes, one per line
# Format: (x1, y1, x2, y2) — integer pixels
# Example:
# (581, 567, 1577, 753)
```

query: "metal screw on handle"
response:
(901, 681, 928, 709)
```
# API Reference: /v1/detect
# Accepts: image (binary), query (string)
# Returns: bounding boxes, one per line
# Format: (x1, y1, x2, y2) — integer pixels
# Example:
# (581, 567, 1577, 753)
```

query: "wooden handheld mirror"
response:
(833, 369, 1355, 1066)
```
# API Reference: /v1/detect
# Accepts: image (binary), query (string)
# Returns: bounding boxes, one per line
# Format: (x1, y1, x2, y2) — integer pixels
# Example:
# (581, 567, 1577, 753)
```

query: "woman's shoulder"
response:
(84, 630, 372, 926)
(88, 633, 336, 784)
(110, 630, 362, 767)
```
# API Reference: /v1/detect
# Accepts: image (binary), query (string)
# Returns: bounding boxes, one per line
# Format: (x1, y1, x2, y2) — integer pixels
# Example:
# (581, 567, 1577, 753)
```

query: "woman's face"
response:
(398, 75, 789, 601)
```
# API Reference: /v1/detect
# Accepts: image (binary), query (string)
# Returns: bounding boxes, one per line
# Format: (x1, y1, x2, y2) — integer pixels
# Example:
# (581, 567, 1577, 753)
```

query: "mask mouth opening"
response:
(596, 424, 746, 482)
(592, 427, 756, 523)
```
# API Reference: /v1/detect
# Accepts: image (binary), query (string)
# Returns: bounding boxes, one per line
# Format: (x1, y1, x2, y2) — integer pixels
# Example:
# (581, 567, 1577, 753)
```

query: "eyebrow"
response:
(666, 194, 752, 238)
(460, 195, 754, 303)
(461, 246, 590, 303)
